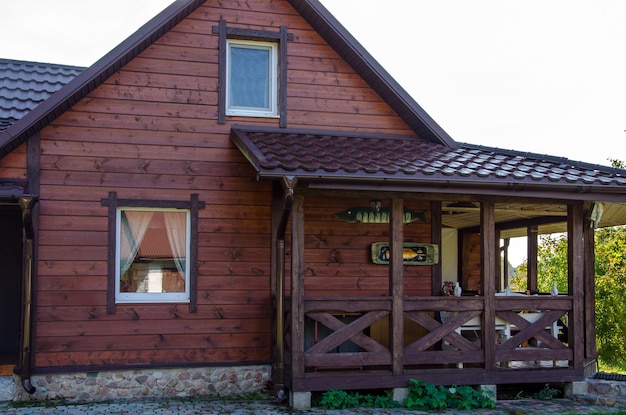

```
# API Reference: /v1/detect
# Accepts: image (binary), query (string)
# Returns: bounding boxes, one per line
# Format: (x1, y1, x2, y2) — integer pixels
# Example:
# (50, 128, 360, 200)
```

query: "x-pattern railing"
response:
(296, 296, 573, 371)
(303, 298, 392, 368)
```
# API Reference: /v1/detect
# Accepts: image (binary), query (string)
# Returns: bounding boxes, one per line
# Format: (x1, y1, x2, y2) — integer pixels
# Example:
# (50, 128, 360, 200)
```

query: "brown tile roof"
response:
(0, 0, 206, 158)
(231, 126, 626, 200)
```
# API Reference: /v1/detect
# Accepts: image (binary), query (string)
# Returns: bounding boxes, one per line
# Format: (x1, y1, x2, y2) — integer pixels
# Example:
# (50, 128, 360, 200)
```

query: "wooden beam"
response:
(302, 187, 571, 205)
(270, 182, 281, 385)
(496, 230, 502, 292)
(501, 238, 509, 291)
(480, 201, 496, 371)
(389, 197, 404, 375)
(583, 203, 597, 360)
(270, 182, 282, 301)
(290, 193, 305, 378)
(527, 225, 538, 293)
(189, 193, 199, 313)
(568, 203, 585, 369)
(431, 201, 442, 296)
(105, 191, 117, 314)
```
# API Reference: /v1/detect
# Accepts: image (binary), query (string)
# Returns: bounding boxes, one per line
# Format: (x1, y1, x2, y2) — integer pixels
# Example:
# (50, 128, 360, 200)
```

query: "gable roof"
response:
(0, 0, 455, 158)
(231, 125, 626, 203)
(0, 59, 84, 132)
(0, 0, 205, 157)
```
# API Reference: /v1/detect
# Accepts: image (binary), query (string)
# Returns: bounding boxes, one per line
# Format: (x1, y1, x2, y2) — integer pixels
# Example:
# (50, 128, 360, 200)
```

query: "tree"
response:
(594, 226, 626, 363)
(509, 234, 568, 293)
(513, 227, 626, 365)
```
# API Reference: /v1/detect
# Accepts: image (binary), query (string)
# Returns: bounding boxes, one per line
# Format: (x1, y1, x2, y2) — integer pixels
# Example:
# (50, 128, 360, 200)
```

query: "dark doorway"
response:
(0, 205, 23, 374)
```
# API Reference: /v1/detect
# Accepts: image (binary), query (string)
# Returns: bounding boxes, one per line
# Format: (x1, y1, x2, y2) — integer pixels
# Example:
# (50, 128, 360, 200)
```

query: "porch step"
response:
(0, 365, 14, 376)
(0, 355, 16, 376)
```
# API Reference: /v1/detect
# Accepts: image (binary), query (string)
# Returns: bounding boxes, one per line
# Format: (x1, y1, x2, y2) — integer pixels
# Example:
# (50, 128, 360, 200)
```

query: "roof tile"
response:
(231, 127, 626, 190)
(0, 59, 84, 131)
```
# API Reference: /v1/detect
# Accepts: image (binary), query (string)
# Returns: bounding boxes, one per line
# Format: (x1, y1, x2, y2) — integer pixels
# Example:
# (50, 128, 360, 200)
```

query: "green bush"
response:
(318, 380, 495, 411)
(404, 379, 495, 411)
(318, 389, 399, 410)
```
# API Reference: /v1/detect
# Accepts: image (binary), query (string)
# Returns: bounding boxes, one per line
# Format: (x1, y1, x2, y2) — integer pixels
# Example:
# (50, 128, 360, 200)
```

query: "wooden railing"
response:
(302, 297, 392, 369)
(403, 297, 485, 366)
(291, 296, 573, 373)
(495, 296, 572, 365)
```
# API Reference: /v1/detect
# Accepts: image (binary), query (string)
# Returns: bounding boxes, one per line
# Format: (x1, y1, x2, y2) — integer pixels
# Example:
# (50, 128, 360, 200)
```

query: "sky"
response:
(2, 0, 625, 265)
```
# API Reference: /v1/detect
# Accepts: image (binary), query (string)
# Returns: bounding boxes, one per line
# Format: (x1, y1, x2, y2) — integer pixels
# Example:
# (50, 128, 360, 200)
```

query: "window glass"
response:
(116, 208, 190, 303)
(226, 40, 277, 116)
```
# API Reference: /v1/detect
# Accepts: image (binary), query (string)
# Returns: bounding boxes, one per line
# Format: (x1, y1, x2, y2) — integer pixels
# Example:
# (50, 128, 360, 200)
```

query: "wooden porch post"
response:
(271, 180, 293, 396)
(431, 201, 442, 296)
(496, 236, 511, 291)
(480, 201, 497, 370)
(390, 197, 404, 374)
(583, 203, 597, 361)
(568, 203, 585, 369)
(291, 193, 305, 379)
(527, 225, 538, 293)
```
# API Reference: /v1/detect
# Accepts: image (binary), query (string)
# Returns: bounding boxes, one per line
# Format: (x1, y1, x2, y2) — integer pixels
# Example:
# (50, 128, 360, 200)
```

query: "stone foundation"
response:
(2, 365, 270, 402)
(567, 378, 626, 408)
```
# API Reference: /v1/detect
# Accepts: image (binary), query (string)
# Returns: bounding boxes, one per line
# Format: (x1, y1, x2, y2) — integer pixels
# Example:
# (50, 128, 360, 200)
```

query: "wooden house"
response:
(1, 0, 626, 406)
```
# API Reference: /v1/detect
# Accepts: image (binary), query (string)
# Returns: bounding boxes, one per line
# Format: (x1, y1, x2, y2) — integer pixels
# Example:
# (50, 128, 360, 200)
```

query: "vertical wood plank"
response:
(105, 191, 117, 314)
(270, 182, 282, 301)
(430, 201, 442, 296)
(189, 193, 199, 313)
(217, 19, 227, 124)
(568, 203, 585, 369)
(527, 225, 538, 293)
(290, 193, 305, 378)
(26, 132, 41, 377)
(500, 237, 508, 292)
(480, 201, 496, 370)
(279, 26, 288, 128)
(583, 203, 597, 360)
(390, 197, 404, 374)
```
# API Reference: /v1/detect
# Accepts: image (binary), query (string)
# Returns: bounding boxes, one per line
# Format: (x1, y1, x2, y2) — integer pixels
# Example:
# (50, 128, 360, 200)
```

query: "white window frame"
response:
(115, 207, 191, 304)
(225, 39, 278, 118)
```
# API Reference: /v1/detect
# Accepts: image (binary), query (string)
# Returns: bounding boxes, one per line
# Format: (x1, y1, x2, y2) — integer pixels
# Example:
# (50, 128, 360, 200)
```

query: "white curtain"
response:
(119, 210, 154, 277)
(164, 211, 187, 277)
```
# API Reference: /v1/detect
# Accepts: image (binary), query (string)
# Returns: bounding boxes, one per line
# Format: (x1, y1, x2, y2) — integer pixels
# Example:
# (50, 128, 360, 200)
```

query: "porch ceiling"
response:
(442, 200, 626, 238)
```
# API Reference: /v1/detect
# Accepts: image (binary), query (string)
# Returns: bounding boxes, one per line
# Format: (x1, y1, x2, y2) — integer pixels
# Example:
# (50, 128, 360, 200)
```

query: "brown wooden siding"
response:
(0, 143, 26, 179)
(302, 196, 432, 298)
(34, 0, 419, 370)
(462, 232, 481, 293)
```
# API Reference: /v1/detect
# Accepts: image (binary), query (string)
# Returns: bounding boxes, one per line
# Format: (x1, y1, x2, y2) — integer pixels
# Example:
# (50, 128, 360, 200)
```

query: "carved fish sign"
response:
(371, 242, 439, 265)
(333, 207, 428, 224)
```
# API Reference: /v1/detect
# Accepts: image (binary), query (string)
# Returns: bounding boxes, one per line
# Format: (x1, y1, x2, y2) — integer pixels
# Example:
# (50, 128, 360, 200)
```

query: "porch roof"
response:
(231, 126, 626, 199)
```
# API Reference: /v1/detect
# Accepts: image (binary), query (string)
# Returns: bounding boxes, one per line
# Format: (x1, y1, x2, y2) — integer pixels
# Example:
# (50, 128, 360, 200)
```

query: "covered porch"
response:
(273, 190, 594, 395)
(230, 126, 626, 401)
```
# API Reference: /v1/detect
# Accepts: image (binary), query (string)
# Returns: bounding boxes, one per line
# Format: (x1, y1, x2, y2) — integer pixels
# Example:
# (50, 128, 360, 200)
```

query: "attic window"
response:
(214, 20, 291, 127)
(226, 40, 278, 117)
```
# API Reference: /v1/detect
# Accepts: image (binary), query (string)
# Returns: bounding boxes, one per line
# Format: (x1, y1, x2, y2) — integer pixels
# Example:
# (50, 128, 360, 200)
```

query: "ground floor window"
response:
(102, 192, 204, 313)
(116, 208, 190, 303)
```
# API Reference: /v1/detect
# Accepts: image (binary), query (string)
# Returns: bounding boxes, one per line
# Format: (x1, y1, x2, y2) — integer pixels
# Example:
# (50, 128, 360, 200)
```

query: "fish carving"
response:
(371, 242, 439, 265)
(333, 207, 427, 224)
(384, 248, 423, 261)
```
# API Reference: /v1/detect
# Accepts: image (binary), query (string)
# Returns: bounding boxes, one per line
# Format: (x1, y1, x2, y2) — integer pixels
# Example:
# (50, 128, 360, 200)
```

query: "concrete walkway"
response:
(0, 397, 623, 415)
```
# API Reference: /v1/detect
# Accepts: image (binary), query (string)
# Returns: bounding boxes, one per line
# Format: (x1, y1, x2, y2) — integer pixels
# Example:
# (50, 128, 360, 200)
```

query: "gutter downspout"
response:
(18, 196, 37, 394)
(274, 176, 295, 401)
